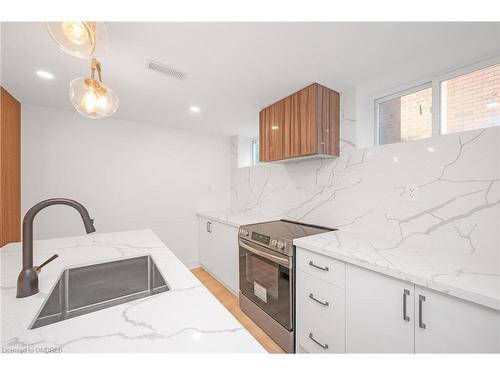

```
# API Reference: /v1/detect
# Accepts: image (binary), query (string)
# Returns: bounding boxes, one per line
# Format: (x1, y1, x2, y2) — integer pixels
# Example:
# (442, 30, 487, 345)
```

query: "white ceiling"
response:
(1, 22, 499, 137)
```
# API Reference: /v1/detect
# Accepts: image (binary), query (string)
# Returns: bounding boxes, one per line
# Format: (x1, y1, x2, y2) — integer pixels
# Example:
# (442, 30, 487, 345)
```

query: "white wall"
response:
(21, 105, 231, 267)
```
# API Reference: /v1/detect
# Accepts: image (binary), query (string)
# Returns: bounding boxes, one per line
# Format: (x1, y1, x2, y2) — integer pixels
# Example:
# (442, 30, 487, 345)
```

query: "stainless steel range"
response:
(238, 220, 334, 353)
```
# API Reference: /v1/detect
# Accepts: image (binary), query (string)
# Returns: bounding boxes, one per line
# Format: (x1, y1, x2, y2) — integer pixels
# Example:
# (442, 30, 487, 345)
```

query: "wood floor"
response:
(191, 267, 285, 353)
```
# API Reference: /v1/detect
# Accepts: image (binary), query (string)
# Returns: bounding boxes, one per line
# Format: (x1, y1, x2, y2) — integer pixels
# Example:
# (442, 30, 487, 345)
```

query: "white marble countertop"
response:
(294, 230, 500, 311)
(1, 230, 265, 353)
(196, 210, 276, 228)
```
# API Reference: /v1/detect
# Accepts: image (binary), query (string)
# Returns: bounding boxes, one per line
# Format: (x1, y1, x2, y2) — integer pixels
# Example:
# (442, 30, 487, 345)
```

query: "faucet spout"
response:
(16, 198, 96, 298)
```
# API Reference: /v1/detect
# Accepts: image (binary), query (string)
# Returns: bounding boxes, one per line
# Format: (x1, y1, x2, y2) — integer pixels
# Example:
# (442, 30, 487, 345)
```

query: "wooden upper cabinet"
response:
(259, 83, 339, 162)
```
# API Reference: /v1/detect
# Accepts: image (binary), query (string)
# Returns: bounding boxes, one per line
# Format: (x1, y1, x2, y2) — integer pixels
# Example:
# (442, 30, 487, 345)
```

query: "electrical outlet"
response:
(405, 184, 420, 202)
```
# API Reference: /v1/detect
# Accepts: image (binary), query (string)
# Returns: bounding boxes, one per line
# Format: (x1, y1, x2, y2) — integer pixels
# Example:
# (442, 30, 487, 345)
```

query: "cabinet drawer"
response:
(296, 247, 345, 288)
(296, 270, 345, 353)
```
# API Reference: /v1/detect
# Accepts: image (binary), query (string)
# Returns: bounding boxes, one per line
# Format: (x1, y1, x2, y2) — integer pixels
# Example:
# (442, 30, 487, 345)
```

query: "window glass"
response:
(441, 63, 500, 134)
(252, 139, 260, 166)
(378, 87, 432, 145)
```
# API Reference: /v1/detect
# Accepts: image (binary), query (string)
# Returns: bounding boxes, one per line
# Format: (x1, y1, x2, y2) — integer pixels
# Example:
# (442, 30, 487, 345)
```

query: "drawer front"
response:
(296, 247, 345, 288)
(296, 270, 346, 353)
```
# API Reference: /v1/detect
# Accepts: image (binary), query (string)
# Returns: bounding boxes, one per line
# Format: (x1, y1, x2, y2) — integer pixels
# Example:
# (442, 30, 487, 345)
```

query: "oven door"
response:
(239, 238, 293, 330)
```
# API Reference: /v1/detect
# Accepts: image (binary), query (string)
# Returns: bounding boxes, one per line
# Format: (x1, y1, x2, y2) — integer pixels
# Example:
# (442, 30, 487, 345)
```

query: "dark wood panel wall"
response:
(0, 86, 21, 247)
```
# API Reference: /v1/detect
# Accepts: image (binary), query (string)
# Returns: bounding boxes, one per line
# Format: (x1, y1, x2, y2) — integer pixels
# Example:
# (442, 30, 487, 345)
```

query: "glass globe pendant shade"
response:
(46, 22, 108, 58)
(69, 78, 119, 119)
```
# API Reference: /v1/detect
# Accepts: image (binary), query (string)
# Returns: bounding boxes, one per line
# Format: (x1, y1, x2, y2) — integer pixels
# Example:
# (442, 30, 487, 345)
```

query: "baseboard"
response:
(198, 264, 239, 297)
(184, 259, 201, 270)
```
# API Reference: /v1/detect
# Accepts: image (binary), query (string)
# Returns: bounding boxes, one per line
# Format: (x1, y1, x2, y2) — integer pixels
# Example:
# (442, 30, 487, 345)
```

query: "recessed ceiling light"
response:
(190, 106, 200, 113)
(36, 70, 54, 80)
(486, 101, 498, 109)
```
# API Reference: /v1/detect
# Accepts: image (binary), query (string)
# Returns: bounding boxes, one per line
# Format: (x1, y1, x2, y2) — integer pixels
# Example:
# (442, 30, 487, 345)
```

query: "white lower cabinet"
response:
(345, 264, 415, 353)
(197, 217, 239, 294)
(296, 247, 346, 353)
(296, 269, 345, 353)
(414, 286, 500, 353)
(295, 248, 500, 353)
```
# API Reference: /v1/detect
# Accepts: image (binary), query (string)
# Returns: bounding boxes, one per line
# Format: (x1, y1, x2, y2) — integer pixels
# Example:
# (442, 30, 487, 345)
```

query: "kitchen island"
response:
(1, 230, 265, 353)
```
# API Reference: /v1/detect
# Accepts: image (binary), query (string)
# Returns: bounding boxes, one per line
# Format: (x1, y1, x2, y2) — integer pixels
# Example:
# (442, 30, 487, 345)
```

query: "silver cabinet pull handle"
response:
(309, 261, 329, 271)
(308, 333, 329, 349)
(403, 289, 410, 322)
(206, 221, 212, 233)
(309, 293, 329, 306)
(419, 295, 426, 329)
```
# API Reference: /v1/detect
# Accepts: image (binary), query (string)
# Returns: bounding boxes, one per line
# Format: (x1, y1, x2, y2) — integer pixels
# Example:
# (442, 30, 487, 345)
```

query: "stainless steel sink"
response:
(30, 255, 169, 329)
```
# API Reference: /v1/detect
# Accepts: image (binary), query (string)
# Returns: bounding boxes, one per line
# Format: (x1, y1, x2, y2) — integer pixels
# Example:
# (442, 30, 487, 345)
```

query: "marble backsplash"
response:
(230, 127, 500, 276)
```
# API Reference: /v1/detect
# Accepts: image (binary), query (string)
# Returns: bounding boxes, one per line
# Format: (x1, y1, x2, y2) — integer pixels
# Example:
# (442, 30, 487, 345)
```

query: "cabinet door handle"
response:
(308, 261, 329, 271)
(206, 221, 212, 233)
(308, 333, 329, 349)
(403, 289, 410, 322)
(309, 293, 330, 307)
(418, 295, 426, 329)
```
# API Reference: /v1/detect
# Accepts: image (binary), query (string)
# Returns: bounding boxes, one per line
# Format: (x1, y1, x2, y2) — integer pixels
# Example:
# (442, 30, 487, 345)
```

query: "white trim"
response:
(184, 260, 201, 270)
(434, 55, 500, 135)
(198, 264, 239, 296)
(375, 82, 432, 104)
(250, 137, 259, 166)
(431, 78, 441, 137)
(439, 80, 447, 136)
(373, 54, 500, 145)
(433, 55, 500, 83)
(374, 82, 432, 146)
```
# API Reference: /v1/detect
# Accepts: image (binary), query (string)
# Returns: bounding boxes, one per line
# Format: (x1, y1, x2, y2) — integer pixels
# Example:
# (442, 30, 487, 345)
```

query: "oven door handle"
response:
(239, 239, 291, 269)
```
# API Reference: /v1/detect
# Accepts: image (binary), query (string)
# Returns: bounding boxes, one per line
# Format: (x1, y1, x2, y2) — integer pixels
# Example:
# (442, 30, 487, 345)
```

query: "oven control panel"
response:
(239, 227, 291, 255)
(250, 232, 270, 246)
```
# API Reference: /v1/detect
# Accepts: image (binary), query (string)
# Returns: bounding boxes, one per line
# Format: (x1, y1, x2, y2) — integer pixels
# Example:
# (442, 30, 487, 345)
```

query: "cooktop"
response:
(238, 220, 335, 256)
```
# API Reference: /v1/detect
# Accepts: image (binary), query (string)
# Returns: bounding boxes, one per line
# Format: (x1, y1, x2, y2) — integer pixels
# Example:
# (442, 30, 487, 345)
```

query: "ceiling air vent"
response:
(145, 60, 187, 80)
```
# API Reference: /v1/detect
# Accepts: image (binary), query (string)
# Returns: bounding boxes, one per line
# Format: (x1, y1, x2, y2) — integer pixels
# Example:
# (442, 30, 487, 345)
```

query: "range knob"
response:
(271, 239, 278, 247)
(277, 241, 285, 249)
(239, 229, 249, 236)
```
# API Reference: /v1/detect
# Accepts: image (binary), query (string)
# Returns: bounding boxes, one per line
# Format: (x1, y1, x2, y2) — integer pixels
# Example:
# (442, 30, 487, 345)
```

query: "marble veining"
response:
(1, 230, 265, 353)
(230, 126, 500, 310)
(196, 211, 277, 228)
(294, 230, 500, 310)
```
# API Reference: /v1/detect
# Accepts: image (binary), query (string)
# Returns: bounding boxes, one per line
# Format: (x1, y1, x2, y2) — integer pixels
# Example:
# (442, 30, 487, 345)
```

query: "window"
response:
(441, 63, 500, 134)
(251, 138, 260, 166)
(377, 85, 432, 145)
(376, 61, 500, 145)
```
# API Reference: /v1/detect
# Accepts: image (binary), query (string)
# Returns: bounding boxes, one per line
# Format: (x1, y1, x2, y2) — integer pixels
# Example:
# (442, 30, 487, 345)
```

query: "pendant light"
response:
(69, 58, 119, 119)
(46, 22, 108, 58)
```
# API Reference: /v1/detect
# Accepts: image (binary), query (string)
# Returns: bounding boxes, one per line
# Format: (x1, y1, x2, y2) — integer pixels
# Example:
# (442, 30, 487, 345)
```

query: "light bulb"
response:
(81, 86, 110, 115)
(82, 90, 99, 113)
(62, 22, 89, 45)
(47, 22, 108, 58)
(70, 77, 119, 119)
(97, 91, 107, 108)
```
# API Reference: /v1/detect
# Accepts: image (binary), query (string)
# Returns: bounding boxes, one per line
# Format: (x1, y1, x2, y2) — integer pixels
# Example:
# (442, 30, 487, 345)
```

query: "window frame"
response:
(373, 55, 500, 146)
(374, 82, 433, 146)
(251, 137, 259, 166)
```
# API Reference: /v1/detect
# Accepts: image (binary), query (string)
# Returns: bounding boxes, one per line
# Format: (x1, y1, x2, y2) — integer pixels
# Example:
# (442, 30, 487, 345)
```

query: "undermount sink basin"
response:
(30, 255, 169, 329)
